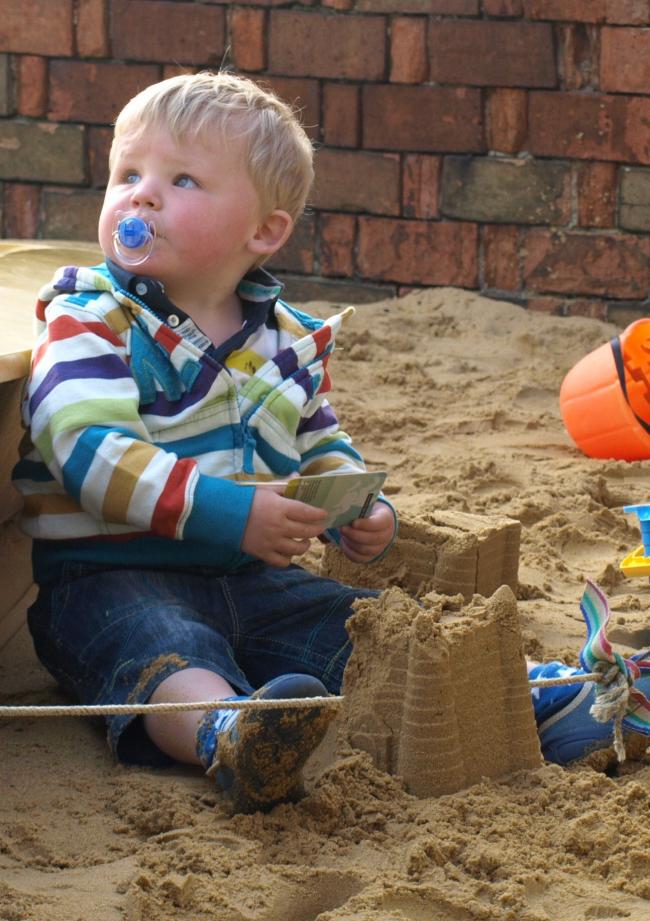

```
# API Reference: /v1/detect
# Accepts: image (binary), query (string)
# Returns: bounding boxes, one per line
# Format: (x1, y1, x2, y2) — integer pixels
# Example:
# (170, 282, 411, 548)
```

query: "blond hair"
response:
(111, 72, 314, 222)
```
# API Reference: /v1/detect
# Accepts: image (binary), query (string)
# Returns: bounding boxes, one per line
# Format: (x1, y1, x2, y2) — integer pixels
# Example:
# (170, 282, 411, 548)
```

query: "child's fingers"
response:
(283, 519, 324, 542)
(341, 531, 384, 553)
(340, 523, 385, 545)
(278, 537, 312, 559)
(342, 516, 378, 532)
(284, 498, 328, 524)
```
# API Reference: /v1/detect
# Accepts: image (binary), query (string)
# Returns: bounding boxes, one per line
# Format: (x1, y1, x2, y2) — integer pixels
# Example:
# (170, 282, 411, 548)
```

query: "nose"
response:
(129, 177, 161, 210)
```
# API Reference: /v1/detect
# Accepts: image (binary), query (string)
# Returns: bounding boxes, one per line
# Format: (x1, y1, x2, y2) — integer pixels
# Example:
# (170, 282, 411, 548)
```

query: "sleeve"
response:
(295, 397, 366, 477)
(26, 297, 254, 551)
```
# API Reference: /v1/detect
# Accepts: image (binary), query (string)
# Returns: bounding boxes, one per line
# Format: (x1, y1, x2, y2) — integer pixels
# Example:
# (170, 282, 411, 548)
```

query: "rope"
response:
(0, 674, 601, 719)
(588, 661, 632, 762)
(0, 695, 343, 719)
(528, 671, 601, 688)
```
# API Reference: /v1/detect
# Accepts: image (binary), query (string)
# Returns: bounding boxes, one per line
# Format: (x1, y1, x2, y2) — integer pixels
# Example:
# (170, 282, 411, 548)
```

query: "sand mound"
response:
(1, 287, 649, 920)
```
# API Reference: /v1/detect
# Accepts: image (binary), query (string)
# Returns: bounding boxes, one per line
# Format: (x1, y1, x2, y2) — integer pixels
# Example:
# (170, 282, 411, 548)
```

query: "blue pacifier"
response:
(112, 211, 156, 266)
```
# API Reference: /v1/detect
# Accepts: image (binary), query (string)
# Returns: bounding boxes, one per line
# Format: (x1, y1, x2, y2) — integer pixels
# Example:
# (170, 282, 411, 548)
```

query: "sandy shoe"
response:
(207, 673, 336, 814)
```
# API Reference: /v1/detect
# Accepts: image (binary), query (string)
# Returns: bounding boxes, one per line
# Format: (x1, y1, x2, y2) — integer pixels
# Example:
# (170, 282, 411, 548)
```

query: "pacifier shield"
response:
(112, 211, 156, 266)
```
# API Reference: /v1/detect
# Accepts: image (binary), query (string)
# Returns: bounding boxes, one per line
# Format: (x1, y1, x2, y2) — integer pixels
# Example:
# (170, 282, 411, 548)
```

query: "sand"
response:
(1, 287, 650, 921)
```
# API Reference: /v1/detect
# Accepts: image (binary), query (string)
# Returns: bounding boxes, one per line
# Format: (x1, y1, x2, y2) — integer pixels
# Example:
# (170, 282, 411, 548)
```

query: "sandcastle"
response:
(321, 508, 521, 600)
(328, 510, 542, 797)
(340, 585, 542, 797)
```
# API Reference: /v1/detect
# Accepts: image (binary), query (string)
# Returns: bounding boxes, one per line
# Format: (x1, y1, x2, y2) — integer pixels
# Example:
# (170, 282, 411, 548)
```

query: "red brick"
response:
(0, 56, 11, 116)
(42, 188, 103, 241)
(0, 122, 85, 184)
(528, 296, 609, 320)
(112, 0, 225, 65)
(601, 28, 650, 94)
(321, 0, 354, 8)
(560, 24, 599, 91)
(320, 213, 356, 276)
(429, 21, 556, 87)
(0, 0, 73, 56)
(313, 149, 400, 215)
(162, 65, 198, 80)
(524, 0, 650, 23)
(49, 61, 159, 124)
(402, 155, 440, 219)
(523, 229, 650, 298)
(482, 225, 520, 290)
(357, 217, 478, 286)
(487, 89, 527, 154)
(527, 296, 564, 314)
(577, 162, 617, 227)
(323, 83, 359, 148)
(230, 8, 266, 73)
(363, 85, 483, 153)
(77, 0, 109, 58)
(565, 299, 609, 320)
(269, 11, 386, 80)
(483, 0, 523, 13)
(619, 167, 650, 231)
(358, 0, 478, 11)
(3, 183, 40, 238)
(390, 18, 428, 84)
(605, 0, 650, 24)
(88, 126, 113, 187)
(16, 56, 47, 118)
(267, 213, 316, 274)
(204, 0, 288, 5)
(529, 91, 650, 165)
(441, 156, 571, 224)
(253, 75, 320, 142)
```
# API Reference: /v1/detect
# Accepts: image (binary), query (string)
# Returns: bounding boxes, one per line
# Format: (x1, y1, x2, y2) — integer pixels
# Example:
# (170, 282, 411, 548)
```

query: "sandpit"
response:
(1, 286, 649, 921)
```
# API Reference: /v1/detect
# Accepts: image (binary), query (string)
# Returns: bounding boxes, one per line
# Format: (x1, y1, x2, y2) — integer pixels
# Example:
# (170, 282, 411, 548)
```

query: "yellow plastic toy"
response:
(620, 505, 650, 577)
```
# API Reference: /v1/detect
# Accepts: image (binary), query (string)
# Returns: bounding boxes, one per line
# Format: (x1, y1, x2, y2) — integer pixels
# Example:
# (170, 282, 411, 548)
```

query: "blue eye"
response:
(175, 175, 197, 189)
(124, 171, 140, 185)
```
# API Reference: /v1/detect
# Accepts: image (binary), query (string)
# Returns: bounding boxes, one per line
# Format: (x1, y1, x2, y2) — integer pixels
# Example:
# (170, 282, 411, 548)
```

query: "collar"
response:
(106, 259, 284, 318)
(105, 260, 285, 359)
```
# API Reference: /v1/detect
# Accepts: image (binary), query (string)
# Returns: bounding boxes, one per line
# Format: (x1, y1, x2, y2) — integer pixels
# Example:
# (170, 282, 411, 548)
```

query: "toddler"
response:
(13, 72, 395, 813)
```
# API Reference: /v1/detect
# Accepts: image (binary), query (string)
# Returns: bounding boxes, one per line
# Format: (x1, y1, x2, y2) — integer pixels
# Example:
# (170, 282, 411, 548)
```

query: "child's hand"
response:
(241, 486, 328, 568)
(339, 502, 395, 564)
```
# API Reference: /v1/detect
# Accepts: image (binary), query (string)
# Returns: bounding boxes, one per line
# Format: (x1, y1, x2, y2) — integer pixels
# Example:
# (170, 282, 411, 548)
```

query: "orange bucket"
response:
(560, 319, 650, 460)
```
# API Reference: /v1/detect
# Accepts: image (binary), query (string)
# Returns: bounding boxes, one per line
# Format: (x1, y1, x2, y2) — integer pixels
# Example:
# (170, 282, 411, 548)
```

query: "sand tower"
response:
(340, 585, 542, 797)
(321, 509, 521, 600)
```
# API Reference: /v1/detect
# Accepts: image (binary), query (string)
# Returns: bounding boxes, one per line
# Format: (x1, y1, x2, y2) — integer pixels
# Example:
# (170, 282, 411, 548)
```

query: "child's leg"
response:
(143, 667, 235, 764)
(26, 563, 256, 767)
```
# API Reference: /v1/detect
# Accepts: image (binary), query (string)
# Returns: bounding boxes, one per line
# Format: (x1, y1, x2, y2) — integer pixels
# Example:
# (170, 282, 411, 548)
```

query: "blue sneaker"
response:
(532, 662, 650, 765)
(200, 673, 336, 814)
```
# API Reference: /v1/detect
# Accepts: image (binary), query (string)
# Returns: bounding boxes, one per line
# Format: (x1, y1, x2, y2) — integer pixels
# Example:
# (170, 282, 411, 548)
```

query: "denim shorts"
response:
(27, 560, 379, 766)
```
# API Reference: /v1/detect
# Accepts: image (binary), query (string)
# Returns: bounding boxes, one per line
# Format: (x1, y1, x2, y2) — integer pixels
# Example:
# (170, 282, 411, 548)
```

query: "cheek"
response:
(98, 198, 119, 255)
(175, 207, 253, 259)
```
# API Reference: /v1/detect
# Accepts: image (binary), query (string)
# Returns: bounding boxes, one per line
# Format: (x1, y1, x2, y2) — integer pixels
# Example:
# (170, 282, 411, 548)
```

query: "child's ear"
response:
(247, 210, 293, 259)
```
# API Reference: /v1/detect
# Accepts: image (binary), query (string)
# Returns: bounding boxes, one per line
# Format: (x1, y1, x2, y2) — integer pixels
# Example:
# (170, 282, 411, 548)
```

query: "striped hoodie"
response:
(13, 263, 381, 583)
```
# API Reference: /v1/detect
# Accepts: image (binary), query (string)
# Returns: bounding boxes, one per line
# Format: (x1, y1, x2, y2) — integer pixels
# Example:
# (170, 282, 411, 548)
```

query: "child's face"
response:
(98, 125, 264, 298)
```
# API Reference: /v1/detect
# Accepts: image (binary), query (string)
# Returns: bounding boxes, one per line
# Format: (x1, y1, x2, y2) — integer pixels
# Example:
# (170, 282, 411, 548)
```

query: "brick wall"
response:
(2, 1, 650, 320)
